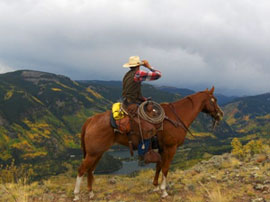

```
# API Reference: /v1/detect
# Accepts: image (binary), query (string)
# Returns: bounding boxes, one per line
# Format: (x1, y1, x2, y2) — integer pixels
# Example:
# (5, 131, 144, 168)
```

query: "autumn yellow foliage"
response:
(51, 88, 62, 91)
(231, 138, 264, 159)
(4, 89, 14, 100)
(86, 87, 103, 99)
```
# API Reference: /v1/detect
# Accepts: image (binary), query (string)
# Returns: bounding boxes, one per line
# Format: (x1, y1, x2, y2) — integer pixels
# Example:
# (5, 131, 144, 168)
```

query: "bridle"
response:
(201, 92, 224, 129)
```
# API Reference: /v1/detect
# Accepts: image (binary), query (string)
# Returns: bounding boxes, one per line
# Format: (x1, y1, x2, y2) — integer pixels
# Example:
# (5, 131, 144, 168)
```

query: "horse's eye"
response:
(211, 98, 215, 102)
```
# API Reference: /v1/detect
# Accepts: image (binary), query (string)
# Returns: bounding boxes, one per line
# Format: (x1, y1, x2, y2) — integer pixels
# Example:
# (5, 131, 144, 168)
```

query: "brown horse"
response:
(73, 86, 223, 200)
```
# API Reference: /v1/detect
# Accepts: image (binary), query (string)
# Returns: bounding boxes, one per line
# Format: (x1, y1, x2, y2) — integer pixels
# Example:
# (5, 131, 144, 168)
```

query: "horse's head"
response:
(202, 86, 224, 129)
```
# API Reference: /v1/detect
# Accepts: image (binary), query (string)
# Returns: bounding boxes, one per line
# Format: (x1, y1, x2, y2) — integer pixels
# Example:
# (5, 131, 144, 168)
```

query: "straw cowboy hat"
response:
(123, 56, 143, 68)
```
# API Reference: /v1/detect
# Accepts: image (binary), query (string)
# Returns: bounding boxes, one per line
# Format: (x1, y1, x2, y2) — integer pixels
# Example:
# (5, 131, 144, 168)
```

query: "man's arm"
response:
(134, 60, 162, 82)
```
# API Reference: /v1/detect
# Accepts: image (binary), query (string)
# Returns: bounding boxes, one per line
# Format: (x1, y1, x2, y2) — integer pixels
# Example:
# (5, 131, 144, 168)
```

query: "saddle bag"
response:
(144, 149, 161, 164)
(112, 102, 125, 120)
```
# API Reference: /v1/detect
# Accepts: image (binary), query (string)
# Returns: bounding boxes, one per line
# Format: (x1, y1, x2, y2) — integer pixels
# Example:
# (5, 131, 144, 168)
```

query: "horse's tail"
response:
(81, 117, 92, 159)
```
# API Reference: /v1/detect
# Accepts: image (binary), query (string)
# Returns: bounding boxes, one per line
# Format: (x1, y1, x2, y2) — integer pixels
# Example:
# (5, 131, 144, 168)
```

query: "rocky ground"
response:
(1, 152, 270, 202)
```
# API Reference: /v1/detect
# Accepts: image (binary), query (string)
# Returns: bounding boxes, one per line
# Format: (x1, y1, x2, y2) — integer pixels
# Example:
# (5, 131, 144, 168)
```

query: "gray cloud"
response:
(0, 0, 269, 95)
(0, 62, 13, 73)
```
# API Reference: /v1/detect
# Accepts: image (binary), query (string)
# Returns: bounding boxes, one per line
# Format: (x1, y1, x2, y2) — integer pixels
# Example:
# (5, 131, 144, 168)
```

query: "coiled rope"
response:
(137, 101, 165, 124)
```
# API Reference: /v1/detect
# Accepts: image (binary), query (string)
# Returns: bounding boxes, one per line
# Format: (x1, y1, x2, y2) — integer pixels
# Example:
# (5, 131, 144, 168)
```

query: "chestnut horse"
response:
(73, 87, 223, 200)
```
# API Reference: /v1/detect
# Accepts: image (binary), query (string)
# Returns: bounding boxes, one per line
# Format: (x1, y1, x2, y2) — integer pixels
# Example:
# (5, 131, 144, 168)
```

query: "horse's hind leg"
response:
(73, 154, 100, 201)
(87, 154, 103, 199)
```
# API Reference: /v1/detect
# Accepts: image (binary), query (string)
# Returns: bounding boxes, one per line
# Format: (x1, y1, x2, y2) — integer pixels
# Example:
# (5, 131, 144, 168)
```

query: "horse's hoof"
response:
(73, 194, 80, 201)
(161, 190, 168, 198)
(89, 191, 95, 199)
(153, 186, 160, 192)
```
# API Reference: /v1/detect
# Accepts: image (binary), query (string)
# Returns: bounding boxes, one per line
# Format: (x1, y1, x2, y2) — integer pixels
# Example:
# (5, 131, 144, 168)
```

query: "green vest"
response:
(122, 69, 142, 103)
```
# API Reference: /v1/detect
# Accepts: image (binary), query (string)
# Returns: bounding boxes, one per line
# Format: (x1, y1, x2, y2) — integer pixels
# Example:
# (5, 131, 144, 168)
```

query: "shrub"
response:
(0, 160, 35, 184)
(243, 139, 263, 155)
(231, 138, 264, 159)
(231, 138, 244, 159)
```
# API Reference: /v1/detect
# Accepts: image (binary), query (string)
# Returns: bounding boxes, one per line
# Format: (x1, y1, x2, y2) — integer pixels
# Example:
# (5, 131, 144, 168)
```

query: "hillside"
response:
(78, 80, 182, 103)
(223, 93, 270, 141)
(0, 70, 120, 177)
(157, 86, 237, 105)
(2, 148, 270, 202)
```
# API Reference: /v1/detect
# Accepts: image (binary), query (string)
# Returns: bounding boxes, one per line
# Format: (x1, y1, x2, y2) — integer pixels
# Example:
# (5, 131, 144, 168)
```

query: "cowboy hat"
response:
(123, 56, 143, 68)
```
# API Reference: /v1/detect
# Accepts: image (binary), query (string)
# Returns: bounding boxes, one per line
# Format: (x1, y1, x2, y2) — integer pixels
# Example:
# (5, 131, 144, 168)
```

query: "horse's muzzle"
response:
(217, 112, 223, 121)
(212, 109, 224, 129)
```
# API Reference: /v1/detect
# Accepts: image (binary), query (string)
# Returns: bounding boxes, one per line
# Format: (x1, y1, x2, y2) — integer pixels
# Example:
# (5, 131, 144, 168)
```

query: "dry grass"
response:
(1, 151, 270, 202)
(0, 166, 253, 202)
(1, 178, 43, 202)
(199, 182, 231, 202)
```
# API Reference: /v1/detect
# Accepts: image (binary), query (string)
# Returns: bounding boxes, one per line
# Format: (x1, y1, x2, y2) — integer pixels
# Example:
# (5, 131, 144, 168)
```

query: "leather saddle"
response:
(111, 102, 162, 160)
(111, 103, 160, 138)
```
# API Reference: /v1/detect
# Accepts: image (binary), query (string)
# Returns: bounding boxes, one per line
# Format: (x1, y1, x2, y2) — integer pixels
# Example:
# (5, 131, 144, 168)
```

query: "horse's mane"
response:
(170, 91, 210, 108)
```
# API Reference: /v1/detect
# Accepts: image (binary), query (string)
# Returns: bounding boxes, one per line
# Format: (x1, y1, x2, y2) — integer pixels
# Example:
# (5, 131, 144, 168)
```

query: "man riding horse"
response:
(122, 56, 162, 163)
(73, 80, 224, 200)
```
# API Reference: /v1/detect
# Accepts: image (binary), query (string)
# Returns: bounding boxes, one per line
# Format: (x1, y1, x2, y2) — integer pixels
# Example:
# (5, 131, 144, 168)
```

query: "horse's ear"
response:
(210, 86, 215, 94)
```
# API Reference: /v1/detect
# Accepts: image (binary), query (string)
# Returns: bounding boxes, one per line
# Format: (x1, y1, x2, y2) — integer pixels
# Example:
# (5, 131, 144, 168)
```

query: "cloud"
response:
(0, 0, 269, 95)
(0, 61, 13, 73)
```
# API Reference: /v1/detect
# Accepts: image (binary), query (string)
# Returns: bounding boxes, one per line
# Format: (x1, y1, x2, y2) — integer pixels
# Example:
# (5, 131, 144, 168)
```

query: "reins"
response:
(167, 102, 195, 138)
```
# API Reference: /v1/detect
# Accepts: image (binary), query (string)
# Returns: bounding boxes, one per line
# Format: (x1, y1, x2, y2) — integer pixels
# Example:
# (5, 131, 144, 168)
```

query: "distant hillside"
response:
(78, 81, 236, 105)
(77, 80, 182, 103)
(223, 93, 270, 140)
(0, 70, 121, 177)
(157, 86, 237, 105)
(157, 86, 195, 97)
(215, 93, 238, 106)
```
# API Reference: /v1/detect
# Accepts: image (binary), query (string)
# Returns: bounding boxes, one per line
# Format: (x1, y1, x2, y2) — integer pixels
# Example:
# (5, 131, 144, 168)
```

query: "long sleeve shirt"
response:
(133, 68, 162, 82)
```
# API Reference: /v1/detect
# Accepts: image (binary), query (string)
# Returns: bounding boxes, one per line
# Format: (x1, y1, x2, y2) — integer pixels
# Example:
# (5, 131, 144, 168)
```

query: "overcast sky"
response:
(0, 0, 269, 96)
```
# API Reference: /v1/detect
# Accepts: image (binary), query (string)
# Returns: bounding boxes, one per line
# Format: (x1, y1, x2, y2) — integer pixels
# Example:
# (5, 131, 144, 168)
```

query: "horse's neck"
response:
(173, 93, 206, 127)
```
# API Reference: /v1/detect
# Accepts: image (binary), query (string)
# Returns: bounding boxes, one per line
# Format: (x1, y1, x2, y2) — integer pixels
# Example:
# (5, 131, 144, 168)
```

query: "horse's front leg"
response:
(153, 161, 162, 191)
(160, 145, 177, 198)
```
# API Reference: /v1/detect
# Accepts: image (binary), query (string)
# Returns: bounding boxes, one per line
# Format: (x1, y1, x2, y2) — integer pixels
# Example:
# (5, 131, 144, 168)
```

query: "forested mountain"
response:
(157, 86, 237, 105)
(78, 80, 182, 103)
(0, 70, 120, 177)
(223, 93, 270, 141)
(0, 70, 111, 162)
